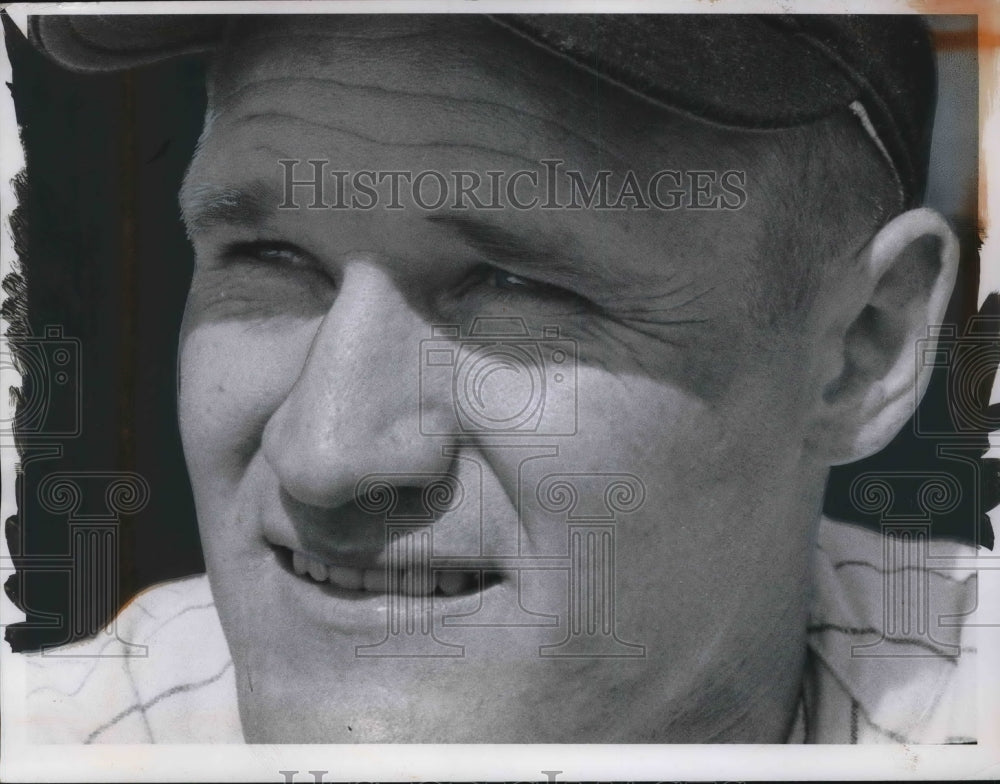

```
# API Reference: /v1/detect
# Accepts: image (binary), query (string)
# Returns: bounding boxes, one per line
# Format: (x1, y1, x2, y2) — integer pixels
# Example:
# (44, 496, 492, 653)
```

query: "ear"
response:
(810, 208, 959, 465)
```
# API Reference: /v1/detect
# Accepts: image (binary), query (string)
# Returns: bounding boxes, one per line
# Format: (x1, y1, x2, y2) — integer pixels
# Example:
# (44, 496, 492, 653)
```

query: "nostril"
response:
(354, 469, 463, 522)
(355, 484, 454, 522)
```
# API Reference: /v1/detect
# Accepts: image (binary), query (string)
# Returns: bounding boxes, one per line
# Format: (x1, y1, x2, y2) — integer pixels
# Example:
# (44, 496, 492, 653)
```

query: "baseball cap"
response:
(26, 13, 936, 206)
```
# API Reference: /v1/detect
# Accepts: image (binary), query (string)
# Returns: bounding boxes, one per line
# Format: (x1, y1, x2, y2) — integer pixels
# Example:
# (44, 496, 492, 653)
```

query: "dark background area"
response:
(3, 14, 997, 652)
(4, 15, 206, 651)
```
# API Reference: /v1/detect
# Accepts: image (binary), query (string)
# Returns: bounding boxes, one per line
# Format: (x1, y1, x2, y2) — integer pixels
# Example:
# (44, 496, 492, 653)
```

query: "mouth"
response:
(274, 545, 500, 598)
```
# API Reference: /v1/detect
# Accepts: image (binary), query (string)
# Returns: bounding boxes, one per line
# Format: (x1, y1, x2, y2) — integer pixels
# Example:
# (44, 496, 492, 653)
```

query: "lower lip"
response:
(269, 545, 505, 635)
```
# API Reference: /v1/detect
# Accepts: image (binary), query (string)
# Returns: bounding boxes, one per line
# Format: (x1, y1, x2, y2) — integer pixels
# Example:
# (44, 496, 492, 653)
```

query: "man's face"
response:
(178, 16, 832, 742)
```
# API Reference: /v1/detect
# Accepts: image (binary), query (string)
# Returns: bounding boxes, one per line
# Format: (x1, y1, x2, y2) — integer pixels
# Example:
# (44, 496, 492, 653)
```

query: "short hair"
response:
(744, 110, 903, 330)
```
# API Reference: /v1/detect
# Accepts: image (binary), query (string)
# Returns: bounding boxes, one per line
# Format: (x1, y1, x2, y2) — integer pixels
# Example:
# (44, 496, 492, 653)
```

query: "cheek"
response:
(177, 315, 319, 484)
(569, 366, 745, 472)
(552, 362, 812, 537)
(538, 367, 811, 646)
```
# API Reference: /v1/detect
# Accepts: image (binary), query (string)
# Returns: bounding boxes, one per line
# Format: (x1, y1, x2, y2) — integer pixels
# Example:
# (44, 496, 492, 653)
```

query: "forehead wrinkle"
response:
(223, 17, 655, 121)
(212, 16, 771, 179)
(210, 76, 631, 170)
(210, 31, 495, 109)
(213, 31, 592, 119)
(209, 110, 546, 172)
(209, 24, 684, 171)
(229, 14, 488, 42)
(237, 29, 456, 44)
(207, 74, 639, 177)
(216, 19, 520, 85)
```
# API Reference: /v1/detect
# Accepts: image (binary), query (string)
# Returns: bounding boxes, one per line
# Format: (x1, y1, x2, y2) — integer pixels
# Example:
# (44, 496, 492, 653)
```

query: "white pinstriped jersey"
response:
(22, 518, 979, 744)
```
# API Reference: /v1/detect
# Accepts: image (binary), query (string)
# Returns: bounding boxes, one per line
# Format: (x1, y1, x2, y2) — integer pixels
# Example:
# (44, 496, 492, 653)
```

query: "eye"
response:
(460, 264, 595, 317)
(482, 266, 581, 304)
(221, 240, 319, 272)
(490, 269, 534, 291)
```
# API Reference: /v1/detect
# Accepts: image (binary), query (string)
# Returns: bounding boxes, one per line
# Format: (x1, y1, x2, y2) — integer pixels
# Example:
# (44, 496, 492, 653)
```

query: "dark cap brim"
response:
(27, 14, 226, 73)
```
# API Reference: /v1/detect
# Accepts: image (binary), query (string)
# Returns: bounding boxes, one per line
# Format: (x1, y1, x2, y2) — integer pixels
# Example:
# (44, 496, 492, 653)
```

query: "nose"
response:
(262, 260, 452, 509)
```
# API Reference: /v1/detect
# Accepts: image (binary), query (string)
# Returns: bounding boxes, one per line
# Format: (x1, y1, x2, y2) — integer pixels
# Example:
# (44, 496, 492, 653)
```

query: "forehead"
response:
(203, 15, 756, 167)
(185, 15, 776, 341)
(209, 15, 647, 153)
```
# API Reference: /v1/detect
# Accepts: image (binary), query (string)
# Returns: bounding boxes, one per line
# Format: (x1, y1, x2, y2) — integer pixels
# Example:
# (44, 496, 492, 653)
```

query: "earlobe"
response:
(813, 208, 959, 465)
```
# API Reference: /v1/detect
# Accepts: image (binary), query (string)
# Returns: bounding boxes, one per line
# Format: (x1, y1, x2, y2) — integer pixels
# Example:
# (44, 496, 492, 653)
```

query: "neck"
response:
(677, 491, 823, 742)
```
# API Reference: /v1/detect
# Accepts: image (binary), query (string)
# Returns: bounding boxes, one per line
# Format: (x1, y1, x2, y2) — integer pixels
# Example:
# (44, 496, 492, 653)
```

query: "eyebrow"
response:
(180, 187, 589, 275)
(180, 179, 281, 236)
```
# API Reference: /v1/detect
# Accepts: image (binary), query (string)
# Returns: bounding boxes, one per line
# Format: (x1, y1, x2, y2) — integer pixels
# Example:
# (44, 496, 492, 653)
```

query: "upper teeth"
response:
(291, 550, 470, 596)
